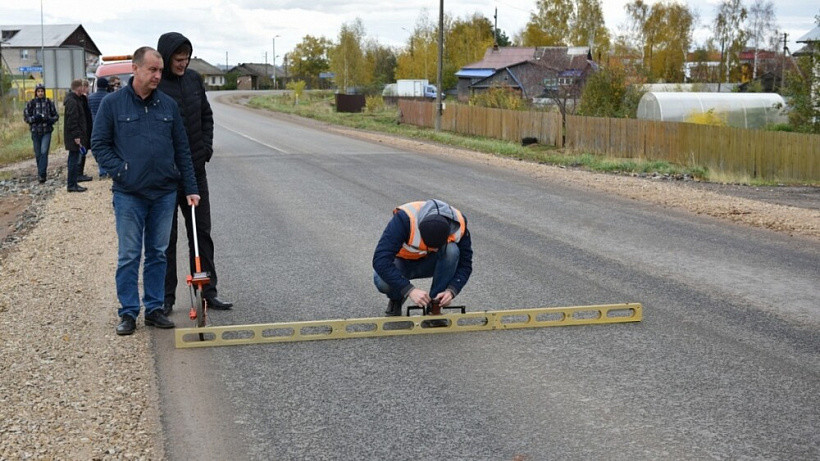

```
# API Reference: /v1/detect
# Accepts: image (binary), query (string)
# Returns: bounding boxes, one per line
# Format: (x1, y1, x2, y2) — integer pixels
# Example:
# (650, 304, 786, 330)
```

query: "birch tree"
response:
(746, 0, 777, 79)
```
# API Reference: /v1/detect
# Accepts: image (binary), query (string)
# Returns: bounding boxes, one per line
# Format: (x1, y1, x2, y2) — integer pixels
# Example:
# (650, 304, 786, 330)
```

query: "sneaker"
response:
(116, 316, 136, 335)
(144, 310, 175, 329)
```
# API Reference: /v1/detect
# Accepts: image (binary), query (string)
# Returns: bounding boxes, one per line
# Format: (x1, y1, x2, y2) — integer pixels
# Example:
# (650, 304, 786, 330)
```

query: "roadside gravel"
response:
(0, 120, 817, 459)
(0, 159, 163, 460)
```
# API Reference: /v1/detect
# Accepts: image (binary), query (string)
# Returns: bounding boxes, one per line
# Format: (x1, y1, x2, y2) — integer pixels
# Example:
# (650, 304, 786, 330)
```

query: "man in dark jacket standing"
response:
(92, 46, 200, 336)
(23, 83, 59, 183)
(63, 79, 90, 192)
(87, 77, 109, 178)
(157, 32, 232, 314)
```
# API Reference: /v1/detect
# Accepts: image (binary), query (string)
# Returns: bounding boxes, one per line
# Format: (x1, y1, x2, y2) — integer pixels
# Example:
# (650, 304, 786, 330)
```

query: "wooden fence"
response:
(398, 100, 819, 182)
(398, 100, 563, 148)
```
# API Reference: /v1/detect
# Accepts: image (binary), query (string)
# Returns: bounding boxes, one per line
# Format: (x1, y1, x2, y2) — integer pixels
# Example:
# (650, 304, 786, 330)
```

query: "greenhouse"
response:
(636, 92, 787, 129)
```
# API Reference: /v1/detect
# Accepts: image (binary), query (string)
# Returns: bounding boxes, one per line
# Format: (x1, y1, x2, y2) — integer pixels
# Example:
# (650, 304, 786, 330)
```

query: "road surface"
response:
(154, 93, 819, 460)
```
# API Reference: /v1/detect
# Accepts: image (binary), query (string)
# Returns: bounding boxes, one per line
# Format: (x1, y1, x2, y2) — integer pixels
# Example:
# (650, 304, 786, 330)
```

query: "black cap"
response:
(418, 214, 450, 249)
(96, 77, 109, 89)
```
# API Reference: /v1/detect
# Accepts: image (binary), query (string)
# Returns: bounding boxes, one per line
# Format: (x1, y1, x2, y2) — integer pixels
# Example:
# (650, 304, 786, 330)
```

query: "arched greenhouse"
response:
(636, 92, 787, 129)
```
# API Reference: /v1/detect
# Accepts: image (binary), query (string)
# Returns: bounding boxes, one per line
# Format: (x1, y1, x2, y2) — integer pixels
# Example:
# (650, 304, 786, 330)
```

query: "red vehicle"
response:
(94, 55, 133, 91)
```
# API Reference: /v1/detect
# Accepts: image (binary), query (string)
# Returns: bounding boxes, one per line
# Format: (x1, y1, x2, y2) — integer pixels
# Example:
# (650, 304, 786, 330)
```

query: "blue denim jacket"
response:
(91, 81, 198, 200)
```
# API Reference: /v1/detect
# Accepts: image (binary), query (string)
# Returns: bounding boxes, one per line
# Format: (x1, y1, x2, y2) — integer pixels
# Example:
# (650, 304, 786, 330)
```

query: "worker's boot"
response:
(385, 298, 404, 316)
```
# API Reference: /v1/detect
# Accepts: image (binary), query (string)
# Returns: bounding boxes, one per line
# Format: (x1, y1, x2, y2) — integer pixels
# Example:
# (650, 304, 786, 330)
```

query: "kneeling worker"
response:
(373, 199, 473, 316)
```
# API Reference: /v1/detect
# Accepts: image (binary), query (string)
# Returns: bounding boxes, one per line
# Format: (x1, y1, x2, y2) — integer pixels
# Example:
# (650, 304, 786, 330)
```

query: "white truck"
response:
(383, 79, 437, 99)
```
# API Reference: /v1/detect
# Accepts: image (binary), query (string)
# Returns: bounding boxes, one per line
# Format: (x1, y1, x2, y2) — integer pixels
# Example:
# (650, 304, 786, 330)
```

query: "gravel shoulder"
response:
(0, 158, 164, 460)
(0, 107, 817, 459)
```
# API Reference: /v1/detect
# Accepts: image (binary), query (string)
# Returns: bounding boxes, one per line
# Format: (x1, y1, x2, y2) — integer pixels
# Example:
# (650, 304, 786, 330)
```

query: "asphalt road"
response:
(154, 93, 819, 460)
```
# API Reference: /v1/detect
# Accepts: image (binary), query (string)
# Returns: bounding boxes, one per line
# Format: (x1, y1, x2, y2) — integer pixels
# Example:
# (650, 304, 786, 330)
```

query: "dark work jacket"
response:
(63, 92, 90, 151)
(372, 209, 473, 298)
(87, 88, 107, 121)
(157, 32, 214, 173)
(90, 79, 198, 201)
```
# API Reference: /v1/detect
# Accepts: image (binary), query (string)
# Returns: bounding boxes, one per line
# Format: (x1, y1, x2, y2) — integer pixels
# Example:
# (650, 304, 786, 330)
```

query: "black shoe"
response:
(38, 176, 46, 184)
(205, 297, 233, 310)
(162, 301, 174, 316)
(116, 316, 136, 335)
(77, 175, 93, 182)
(144, 310, 175, 328)
(67, 185, 87, 192)
(385, 298, 404, 316)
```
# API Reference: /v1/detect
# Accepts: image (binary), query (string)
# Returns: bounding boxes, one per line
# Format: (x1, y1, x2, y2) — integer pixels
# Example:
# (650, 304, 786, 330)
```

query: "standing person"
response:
(87, 77, 109, 178)
(91, 46, 200, 336)
(23, 84, 59, 183)
(63, 79, 90, 192)
(157, 32, 232, 314)
(372, 199, 473, 316)
(77, 80, 93, 183)
(107, 76, 121, 92)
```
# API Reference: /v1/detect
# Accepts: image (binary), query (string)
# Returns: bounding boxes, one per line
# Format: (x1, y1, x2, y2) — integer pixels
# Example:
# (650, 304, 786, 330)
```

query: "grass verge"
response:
(247, 92, 721, 183)
(1, 117, 33, 168)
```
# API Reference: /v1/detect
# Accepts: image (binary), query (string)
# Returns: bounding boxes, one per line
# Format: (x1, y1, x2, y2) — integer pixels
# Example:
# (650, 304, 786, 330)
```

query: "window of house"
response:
(21, 49, 29, 60)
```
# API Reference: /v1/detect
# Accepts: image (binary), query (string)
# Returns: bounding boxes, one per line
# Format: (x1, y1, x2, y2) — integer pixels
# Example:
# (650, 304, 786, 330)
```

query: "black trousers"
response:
(66, 149, 80, 188)
(164, 170, 218, 303)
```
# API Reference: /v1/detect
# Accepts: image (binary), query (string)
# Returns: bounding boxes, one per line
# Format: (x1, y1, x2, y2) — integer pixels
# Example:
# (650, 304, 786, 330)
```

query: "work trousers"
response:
(165, 169, 218, 304)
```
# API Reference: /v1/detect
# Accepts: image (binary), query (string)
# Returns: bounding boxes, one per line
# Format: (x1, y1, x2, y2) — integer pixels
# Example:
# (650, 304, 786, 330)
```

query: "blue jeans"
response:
(373, 242, 460, 300)
(113, 191, 177, 319)
(31, 132, 51, 179)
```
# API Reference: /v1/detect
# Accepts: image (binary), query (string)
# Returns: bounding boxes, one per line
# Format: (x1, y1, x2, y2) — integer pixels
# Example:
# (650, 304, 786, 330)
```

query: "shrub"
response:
(365, 95, 385, 113)
(469, 84, 526, 110)
(686, 109, 727, 126)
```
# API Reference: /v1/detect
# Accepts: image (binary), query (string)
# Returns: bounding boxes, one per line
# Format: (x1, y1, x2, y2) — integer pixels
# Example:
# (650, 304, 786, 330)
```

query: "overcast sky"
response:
(2, 1, 816, 67)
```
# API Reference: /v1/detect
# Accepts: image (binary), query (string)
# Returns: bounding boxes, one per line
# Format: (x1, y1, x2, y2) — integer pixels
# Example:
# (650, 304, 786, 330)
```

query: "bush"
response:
(578, 67, 645, 118)
(285, 80, 307, 105)
(365, 95, 385, 113)
(685, 109, 727, 126)
(469, 84, 526, 110)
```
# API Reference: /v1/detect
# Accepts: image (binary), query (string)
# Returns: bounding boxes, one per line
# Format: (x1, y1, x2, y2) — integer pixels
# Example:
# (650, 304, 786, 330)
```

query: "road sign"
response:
(18, 66, 43, 73)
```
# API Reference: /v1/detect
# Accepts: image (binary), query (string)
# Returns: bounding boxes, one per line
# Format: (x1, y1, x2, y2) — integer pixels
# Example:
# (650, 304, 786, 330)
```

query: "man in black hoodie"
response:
(157, 32, 233, 313)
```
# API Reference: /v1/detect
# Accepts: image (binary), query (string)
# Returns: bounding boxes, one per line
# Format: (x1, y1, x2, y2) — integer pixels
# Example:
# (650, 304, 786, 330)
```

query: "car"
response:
(94, 55, 133, 91)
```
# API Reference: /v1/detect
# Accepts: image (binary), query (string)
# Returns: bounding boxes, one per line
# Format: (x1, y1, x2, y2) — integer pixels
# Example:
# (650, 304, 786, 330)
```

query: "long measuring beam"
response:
(175, 303, 641, 349)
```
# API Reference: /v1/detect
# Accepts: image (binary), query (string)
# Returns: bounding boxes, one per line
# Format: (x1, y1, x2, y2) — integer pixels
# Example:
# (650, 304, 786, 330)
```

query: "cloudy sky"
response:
(2, 1, 816, 67)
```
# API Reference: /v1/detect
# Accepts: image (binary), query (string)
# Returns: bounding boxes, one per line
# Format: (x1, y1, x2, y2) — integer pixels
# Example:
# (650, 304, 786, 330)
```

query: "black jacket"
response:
(157, 32, 214, 172)
(63, 91, 90, 151)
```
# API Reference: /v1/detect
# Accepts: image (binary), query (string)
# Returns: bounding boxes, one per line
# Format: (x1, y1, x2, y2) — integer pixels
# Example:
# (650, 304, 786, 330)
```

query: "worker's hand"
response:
(434, 290, 454, 307)
(408, 288, 431, 307)
(186, 194, 201, 207)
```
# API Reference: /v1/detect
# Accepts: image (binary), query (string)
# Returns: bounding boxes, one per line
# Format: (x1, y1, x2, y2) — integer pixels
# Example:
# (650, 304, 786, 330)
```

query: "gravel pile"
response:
(0, 163, 164, 460)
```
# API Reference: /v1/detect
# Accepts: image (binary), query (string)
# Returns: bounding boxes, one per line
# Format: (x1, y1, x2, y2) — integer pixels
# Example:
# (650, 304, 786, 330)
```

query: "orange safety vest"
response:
(394, 201, 466, 260)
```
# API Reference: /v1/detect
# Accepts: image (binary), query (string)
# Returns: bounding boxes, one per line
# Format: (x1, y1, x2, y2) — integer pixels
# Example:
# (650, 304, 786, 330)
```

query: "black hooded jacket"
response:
(157, 32, 214, 172)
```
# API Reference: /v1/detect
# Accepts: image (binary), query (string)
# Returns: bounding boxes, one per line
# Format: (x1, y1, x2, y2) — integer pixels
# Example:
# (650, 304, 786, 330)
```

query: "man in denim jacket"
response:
(92, 46, 200, 336)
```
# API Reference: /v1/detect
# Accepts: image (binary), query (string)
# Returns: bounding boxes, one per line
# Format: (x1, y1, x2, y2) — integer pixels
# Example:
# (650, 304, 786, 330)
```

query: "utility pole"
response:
(781, 32, 788, 91)
(493, 7, 498, 46)
(435, 0, 444, 131)
(273, 35, 279, 89)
